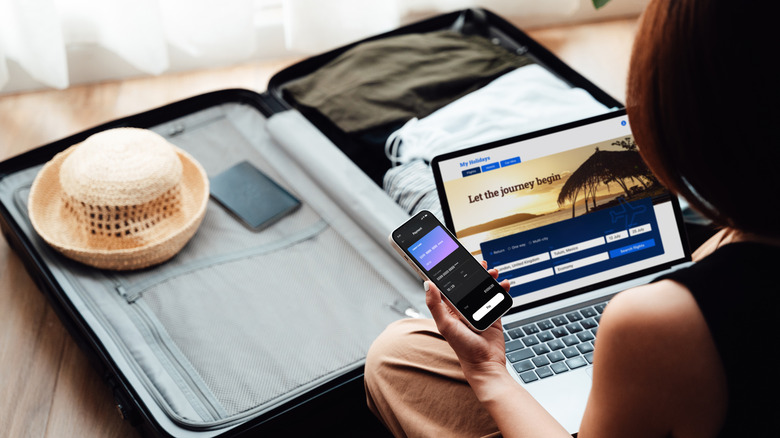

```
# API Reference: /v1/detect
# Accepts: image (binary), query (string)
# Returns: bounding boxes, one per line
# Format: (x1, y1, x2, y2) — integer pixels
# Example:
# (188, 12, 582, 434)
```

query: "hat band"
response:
(63, 185, 183, 240)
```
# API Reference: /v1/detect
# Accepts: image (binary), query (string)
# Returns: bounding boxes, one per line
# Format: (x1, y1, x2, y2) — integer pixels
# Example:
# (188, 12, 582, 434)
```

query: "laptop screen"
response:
(431, 110, 690, 308)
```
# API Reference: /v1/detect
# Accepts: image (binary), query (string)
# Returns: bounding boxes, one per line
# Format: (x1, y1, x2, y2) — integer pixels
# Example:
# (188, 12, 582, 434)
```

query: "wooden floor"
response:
(0, 16, 639, 438)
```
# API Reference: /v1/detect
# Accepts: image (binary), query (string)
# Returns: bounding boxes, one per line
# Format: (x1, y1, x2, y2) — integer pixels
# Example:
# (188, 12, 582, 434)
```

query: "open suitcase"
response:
(0, 9, 623, 437)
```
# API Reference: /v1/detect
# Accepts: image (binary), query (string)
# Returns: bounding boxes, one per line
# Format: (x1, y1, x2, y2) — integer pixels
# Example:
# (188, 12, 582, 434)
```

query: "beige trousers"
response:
(364, 318, 502, 438)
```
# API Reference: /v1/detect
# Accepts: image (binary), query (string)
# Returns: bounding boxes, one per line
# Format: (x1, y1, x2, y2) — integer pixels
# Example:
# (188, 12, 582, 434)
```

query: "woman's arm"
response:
(578, 281, 727, 437)
(423, 265, 570, 438)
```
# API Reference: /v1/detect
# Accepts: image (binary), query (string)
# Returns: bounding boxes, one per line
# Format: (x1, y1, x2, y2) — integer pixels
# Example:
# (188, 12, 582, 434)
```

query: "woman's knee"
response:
(366, 318, 435, 378)
(365, 318, 500, 438)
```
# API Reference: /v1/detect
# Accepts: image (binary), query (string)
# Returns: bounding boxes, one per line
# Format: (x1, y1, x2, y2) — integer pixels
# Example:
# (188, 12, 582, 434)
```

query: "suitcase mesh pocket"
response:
(136, 224, 407, 419)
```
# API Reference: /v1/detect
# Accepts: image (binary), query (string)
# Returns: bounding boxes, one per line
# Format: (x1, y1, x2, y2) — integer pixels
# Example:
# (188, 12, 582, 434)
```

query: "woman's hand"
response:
(426, 263, 572, 437)
(425, 261, 511, 378)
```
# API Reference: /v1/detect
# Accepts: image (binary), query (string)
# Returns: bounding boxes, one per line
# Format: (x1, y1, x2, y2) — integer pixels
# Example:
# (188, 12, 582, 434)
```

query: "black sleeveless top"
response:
(655, 242, 779, 437)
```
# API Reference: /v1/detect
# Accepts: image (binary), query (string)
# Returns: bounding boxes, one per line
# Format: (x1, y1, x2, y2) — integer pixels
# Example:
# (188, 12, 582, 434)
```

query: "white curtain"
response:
(0, 0, 642, 93)
(0, 0, 69, 90)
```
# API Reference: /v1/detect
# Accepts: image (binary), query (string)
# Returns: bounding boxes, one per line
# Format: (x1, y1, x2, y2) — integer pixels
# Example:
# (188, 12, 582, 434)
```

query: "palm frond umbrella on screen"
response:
(557, 147, 656, 217)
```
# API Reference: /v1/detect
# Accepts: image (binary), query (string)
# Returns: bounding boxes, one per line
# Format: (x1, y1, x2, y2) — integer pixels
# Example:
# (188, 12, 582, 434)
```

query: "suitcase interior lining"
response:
(0, 102, 424, 432)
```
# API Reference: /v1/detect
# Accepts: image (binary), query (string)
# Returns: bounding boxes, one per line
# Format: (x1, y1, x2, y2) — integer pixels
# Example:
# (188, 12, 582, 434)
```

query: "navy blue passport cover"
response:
(210, 161, 301, 230)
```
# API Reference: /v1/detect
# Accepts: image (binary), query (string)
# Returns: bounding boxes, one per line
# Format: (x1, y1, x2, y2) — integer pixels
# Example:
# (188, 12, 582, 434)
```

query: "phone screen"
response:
(391, 210, 512, 331)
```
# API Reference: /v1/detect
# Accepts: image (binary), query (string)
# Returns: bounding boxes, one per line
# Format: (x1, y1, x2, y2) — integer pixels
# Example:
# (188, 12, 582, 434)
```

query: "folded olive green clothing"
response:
(283, 30, 533, 134)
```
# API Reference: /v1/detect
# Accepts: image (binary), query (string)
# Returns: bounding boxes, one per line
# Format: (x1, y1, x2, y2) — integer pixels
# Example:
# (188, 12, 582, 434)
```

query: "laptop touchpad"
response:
(525, 369, 592, 434)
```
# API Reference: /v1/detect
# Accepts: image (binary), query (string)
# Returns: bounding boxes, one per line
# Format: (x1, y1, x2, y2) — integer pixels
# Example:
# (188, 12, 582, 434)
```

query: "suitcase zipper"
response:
(129, 300, 228, 422)
(113, 219, 328, 303)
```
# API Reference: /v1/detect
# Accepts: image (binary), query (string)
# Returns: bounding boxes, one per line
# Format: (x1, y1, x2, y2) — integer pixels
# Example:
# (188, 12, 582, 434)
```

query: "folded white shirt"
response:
(384, 63, 614, 166)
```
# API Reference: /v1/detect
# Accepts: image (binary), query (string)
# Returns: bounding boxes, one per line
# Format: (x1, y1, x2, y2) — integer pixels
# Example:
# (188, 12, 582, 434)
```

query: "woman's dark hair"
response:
(626, 0, 778, 237)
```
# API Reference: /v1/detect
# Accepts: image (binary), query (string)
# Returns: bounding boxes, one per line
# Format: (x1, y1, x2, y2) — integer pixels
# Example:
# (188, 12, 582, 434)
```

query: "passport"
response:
(210, 161, 300, 231)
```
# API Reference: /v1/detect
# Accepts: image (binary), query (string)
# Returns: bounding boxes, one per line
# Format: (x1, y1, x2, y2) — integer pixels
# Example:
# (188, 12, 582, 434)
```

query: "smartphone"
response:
(389, 210, 512, 331)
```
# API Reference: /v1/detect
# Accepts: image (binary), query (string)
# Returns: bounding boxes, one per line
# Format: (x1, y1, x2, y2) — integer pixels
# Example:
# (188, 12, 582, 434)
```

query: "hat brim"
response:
(28, 144, 209, 271)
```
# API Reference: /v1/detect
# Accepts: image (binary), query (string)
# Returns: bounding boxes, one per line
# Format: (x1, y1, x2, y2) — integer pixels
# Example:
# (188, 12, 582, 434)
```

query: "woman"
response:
(364, 0, 778, 436)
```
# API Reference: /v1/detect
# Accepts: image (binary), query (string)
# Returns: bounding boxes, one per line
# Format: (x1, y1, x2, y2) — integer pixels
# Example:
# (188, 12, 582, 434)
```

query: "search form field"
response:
(629, 223, 652, 236)
(506, 267, 555, 287)
(493, 252, 551, 273)
(554, 252, 609, 275)
(550, 236, 605, 259)
(606, 230, 629, 243)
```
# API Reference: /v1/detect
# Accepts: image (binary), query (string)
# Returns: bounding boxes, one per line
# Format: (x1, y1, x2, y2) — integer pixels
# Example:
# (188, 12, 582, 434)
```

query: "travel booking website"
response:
(436, 117, 686, 304)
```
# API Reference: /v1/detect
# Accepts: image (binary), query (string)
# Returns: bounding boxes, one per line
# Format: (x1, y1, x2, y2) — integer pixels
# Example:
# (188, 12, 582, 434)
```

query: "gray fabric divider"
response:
(263, 110, 426, 306)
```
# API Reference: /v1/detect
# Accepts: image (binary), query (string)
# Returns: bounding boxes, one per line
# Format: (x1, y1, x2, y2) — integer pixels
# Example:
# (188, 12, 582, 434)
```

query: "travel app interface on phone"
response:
(405, 222, 497, 308)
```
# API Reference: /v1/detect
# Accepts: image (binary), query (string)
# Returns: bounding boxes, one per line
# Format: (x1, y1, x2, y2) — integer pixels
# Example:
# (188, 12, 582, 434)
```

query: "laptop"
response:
(430, 109, 692, 433)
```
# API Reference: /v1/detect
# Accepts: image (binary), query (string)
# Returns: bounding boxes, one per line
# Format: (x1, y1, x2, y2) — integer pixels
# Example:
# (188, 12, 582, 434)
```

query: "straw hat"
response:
(28, 127, 209, 271)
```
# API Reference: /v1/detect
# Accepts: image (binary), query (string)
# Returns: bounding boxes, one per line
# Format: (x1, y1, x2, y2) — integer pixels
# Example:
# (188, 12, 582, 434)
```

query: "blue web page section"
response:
(480, 197, 663, 297)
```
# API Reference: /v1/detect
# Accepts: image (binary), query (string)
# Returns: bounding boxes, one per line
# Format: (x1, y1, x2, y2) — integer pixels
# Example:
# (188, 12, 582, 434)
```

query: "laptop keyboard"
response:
(503, 301, 608, 384)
